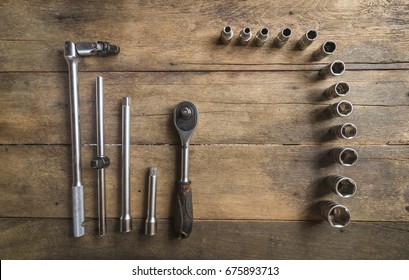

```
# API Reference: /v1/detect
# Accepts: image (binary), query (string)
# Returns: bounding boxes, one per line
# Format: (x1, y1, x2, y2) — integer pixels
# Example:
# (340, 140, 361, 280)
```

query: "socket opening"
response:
(307, 29, 318, 40)
(328, 205, 350, 228)
(336, 178, 357, 198)
(339, 148, 358, 166)
(330, 61, 346, 75)
(336, 100, 353, 116)
(261, 27, 269, 35)
(335, 82, 350, 96)
(340, 123, 357, 139)
(323, 41, 337, 54)
(224, 26, 231, 33)
(282, 27, 292, 37)
(244, 27, 251, 34)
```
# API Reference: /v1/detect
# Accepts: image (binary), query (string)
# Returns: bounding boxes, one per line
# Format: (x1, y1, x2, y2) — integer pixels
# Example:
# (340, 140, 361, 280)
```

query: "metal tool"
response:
(239, 27, 252, 45)
(297, 29, 318, 50)
(90, 76, 110, 236)
(173, 101, 198, 239)
(319, 60, 346, 78)
(330, 147, 358, 166)
(312, 40, 337, 60)
(328, 100, 353, 117)
(255, 27, 269, 47)
(145, 167, 158, 235)
(318, 201, 351, 228)
(330, 123, 358, 139)
(120, 97, 132, 233)
(273, 27, 292, 47)
(324, 82, 350, 99)
(64, 40, 120, 237)
(325, 175, 357, 198)
(220, 25, 233, 44)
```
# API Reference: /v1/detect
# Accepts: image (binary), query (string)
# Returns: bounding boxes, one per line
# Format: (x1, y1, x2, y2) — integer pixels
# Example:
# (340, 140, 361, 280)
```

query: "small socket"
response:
(319, 201, 351, 228)
(239, 27, 252, 45)
(220, 25, 233, 44)
(312, 40, 337, 60)
(325, 175, 357, 198)
(255, 27, 269, 46)
(330, 123, 358, 139)
(297, 29, 318, 50)
(320, 60, 346, 78)
(324, 82, 350, 99)
(274, 27, 292, 47)
(329, 100, 354, 117)
(330, 147, 358, 166)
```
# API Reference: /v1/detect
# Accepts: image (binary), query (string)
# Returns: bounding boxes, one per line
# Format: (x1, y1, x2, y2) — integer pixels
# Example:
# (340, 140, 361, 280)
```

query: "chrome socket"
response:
(324, 82, 350, 99)
(239, 27, 252, 45)
(330, 147, 358, 166)
(330, 123, 358, 139)
(220, 25, 233, 44)
(325, 175, 357, 198)
(274, 27, 292, 47)
(297, 29, 318, 50)
(328, 100, 353, 117)
(255, 27, 269, 47)
(319, 60, 346, 78)
(312, 40, 337, 60)
(319, 201, 351, 228)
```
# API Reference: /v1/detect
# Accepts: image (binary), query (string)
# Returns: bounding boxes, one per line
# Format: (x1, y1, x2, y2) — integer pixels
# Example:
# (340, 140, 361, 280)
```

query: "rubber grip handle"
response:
(175, 181, 193, 239)
(72, 185, 85, 237)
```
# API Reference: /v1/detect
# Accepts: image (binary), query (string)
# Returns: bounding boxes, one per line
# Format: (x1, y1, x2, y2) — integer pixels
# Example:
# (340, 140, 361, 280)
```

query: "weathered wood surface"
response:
(1, 0, 409, 260)
(1, 218, 408, 260)
(1, 70, 409, 145)
(1, 145, 408, 221)
(1, 0, 409, 72)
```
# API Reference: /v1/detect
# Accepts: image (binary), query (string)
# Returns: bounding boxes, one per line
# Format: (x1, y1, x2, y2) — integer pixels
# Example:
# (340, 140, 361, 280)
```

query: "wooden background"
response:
(1, 0, 408, 259)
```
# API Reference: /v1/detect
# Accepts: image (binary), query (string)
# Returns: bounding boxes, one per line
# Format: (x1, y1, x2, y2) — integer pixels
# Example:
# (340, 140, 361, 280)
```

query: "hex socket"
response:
(330, 147, 358, 166)
(320, 60, 346, 78)
(220, 25, 233, 44)
(255, 27, 269, 46)
(329, 100, 353, 117)
(297, 29, 318, 50)
(325, 175, 357, 198)
(239, 27, 252, 45)
(312, 40, 337, 60)
(324, 82, 350, 99)
(274, 27, 292, 47)
(319, 201, 351, 228)
(330, 123, 358, 139)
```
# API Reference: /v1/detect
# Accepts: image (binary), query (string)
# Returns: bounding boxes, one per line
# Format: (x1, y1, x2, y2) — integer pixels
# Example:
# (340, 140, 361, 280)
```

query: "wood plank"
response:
(1, 70, 409, 145)
(1, 0, 409, 71)
(0, 218, 408, 259)
(1, 145, 408, 221)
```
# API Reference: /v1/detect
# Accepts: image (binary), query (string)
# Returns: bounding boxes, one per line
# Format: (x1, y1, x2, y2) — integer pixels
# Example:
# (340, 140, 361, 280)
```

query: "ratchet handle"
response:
(175, 181, 193, 239)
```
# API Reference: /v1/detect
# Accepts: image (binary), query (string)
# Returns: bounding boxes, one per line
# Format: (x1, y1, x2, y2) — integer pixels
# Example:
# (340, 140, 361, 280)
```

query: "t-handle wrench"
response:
(64, 41, 119, 237)
(173, 101, 198, 239)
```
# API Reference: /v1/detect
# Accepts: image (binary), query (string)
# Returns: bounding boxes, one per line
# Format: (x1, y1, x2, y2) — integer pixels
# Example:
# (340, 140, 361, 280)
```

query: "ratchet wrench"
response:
(173, 101, 198, 239)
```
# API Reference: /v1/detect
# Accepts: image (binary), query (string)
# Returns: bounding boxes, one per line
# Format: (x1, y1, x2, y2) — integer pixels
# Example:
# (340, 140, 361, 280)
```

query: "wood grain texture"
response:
(1, 70, 409, 145)
(1, 218, 408, 260)
(1, 145, 408, 221)
(1, 0, 409, 72)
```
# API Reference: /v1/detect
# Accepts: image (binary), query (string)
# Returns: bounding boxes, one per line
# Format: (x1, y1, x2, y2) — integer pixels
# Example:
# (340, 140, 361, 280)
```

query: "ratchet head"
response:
(173, 101, 198, 145)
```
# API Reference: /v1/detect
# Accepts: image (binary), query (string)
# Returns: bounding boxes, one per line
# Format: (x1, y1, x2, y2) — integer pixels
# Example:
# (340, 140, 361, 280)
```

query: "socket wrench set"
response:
(64, 27, 356, 238)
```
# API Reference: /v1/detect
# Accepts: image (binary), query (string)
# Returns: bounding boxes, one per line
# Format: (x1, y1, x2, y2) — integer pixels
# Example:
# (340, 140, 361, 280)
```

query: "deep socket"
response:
(319, 201, 351, 228)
